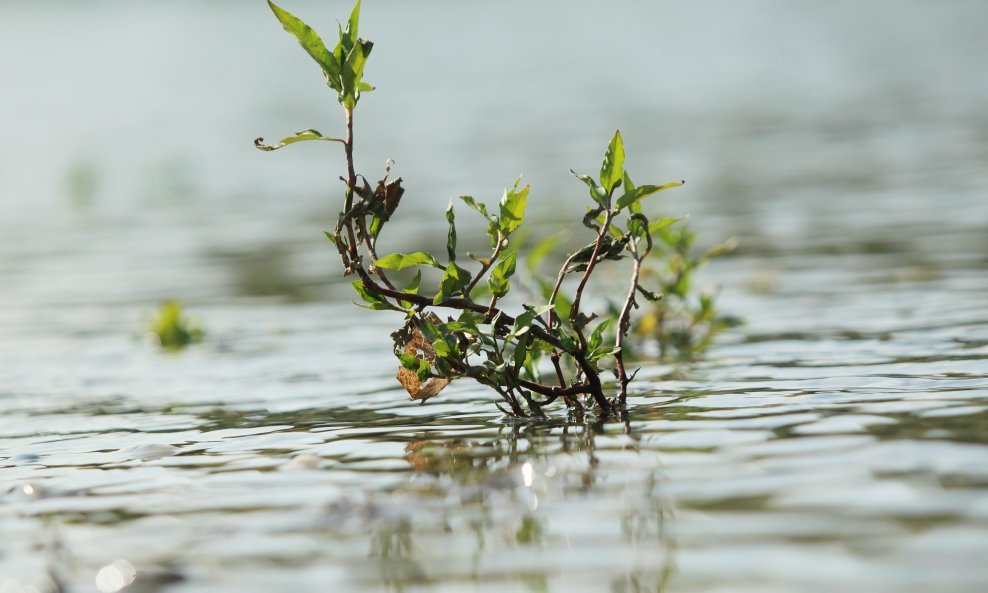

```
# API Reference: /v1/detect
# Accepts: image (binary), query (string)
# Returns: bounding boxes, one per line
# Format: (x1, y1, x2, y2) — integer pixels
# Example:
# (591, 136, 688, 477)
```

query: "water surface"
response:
(1, 1, 987, 592)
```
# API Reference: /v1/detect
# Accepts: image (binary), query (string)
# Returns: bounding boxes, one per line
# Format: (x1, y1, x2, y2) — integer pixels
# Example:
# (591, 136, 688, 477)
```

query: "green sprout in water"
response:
(256, 1, 728, 417)
(148, 300, 203, 350)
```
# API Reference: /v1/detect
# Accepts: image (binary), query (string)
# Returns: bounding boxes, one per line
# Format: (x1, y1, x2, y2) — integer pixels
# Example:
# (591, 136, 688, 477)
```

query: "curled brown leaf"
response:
(395, 326, 450, 402)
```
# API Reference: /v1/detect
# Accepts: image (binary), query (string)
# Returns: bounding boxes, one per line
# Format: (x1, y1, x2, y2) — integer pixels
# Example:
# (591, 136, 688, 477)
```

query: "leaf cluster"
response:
(256, 2, 727, 417)
(254, 0, 373, 151)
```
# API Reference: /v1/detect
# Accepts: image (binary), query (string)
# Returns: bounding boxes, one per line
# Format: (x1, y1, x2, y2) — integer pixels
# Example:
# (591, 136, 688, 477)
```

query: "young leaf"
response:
(615, 181, 684, 210)
(570, 170, 608, 207)
(254, 129, 344, 151)
(346, 0, 361, 45)
(599, 130, 625, 195)
(267, 1, 341, 90)
(498, 183, 529, 235)
(342, 38, 373, 109)
(445, 202, 457, 262)
(434, 262, 472, 304)
(334, 0, 361, 61)
(488, 251, 517, 298)
(374, 252, 441, 271)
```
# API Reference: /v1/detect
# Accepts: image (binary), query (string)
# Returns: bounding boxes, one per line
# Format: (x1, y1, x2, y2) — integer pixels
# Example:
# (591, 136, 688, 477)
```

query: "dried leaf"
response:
(395, 326, 451, 402)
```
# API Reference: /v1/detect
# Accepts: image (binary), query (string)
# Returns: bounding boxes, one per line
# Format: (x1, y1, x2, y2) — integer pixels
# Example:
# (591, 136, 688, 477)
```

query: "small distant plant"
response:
(636, 226, 740, 359)
(256, 1, 723, 417)
(148, 300, 203, 350)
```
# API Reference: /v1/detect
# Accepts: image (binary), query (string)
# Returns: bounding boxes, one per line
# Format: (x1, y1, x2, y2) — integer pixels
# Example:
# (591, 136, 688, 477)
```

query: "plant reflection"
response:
(345, 422, 677, 592)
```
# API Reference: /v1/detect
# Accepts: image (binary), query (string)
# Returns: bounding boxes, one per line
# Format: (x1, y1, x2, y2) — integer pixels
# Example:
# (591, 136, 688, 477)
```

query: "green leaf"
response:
(558, 330, 578, 353)
(333, 22, 347, 64)
(622, 171, 636, 192)
(434, 262, 472, 304)
(399, 352, 422, 371)
(498, 181, 529, 236)
(648, 216, 687, 235)
(341, 38, 373, 109)
(525, 233, 561, 272)
(403, 271, 422, 294)
(510, 308, 538, 340)
(254, 129, 345, 151)
(460, 195, 503, 248)
(267, 1, 341, 90)
(445, 202, 457, 262)
(351, 280, 398, 311)
(346, 0, 361, 45)
(459, 195, 490, 220)
(487, 251, 517, 298)
(615, 181, 684, 210)
(587, 346, 617, 362)
(357, 81, 375, 92)
(588, 319, 612, 351)
(512, 332, 531, 371)
(373, 252, 441, 271)
(570, 170, 608, 207)
(323, 230, 337, 246)
(624, 172, 644, 214)
(334, 0, 361, 61)
(432, 337, 454, 358)
(600, 130, 625, 195)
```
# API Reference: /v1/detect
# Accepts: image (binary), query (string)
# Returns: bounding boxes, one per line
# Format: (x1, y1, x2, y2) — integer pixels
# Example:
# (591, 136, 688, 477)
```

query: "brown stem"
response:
(575, 355, 608, 410)
(614, 253, 644, 403)
(464, 233, 504, 296)
(569, 210, 614, 351)
(342, 109, 360, 263)
(517, 379, 591, 398)
(357, 217, 398, 291)
(545, 250, 581, 330)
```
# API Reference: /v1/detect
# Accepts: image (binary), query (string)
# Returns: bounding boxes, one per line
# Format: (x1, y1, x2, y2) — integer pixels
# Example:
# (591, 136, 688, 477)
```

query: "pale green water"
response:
(1, 1, 987, 592)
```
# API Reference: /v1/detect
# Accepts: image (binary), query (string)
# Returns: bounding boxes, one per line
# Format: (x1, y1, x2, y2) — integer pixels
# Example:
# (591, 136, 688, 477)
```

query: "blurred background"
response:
(2, 0, 985, 315)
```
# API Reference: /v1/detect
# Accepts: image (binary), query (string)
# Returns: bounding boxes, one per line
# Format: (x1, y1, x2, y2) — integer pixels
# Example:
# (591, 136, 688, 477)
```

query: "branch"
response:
(569, 210, 614, 350)
(464, 233, 504, 296)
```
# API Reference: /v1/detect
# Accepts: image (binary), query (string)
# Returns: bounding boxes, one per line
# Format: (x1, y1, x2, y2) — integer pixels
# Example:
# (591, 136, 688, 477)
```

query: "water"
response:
(2, 1, 987, 592)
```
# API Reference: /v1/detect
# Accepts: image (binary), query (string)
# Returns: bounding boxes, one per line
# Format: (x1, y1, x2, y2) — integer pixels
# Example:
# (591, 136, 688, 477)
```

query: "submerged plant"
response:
(148, 299, 203, 350)
(256, 1, 722, 416)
